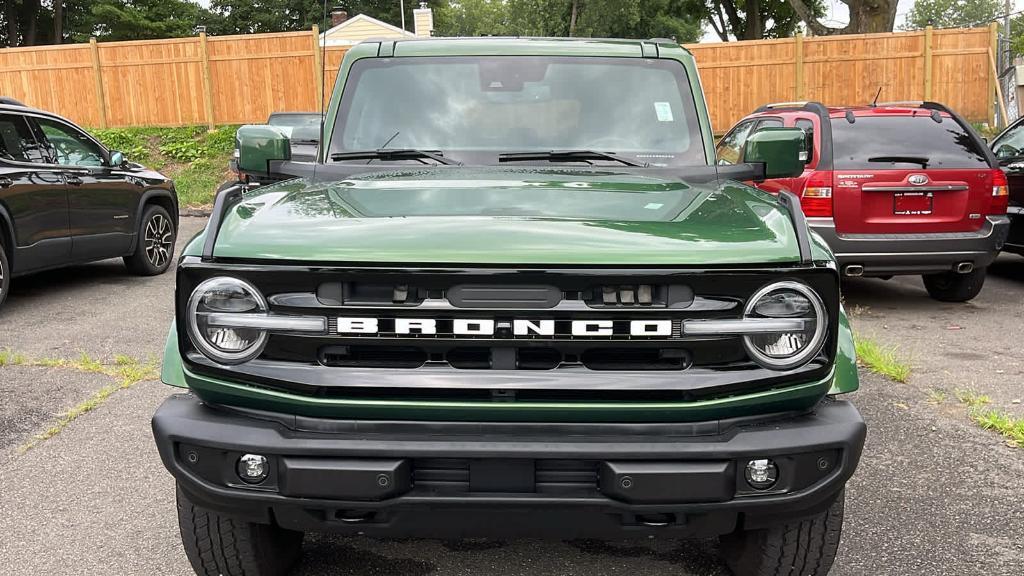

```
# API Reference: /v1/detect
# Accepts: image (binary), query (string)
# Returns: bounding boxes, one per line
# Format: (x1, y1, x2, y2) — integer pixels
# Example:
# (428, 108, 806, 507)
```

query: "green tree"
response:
(205, 0, 320, 35)
(705, 0, 824, 41)
(901, 0, 1000, 30)
(788, 0, 899, 35)
(83, 0, 209, 41)
(434, 0, 702, 42)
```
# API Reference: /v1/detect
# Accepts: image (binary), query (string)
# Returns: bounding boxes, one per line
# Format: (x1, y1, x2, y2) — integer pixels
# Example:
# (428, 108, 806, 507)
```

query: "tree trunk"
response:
(743, 0, 762, 40)
(788, 0, 898, 36)
(569, 0, 579, 37)
(53, 0, 62, 44)
(22, 0, 39, 45)
(5, 1, 18, 47)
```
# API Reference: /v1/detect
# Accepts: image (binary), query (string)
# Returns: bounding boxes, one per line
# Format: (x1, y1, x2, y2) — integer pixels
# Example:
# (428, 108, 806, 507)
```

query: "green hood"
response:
(210, 168, 802, 265)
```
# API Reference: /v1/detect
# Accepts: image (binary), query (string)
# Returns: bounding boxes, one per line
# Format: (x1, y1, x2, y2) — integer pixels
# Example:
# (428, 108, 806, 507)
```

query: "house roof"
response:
(319, 13, 414, 41)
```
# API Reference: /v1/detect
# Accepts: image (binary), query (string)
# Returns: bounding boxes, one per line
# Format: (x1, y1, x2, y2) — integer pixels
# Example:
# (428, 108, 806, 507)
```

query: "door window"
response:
(992, 120, 1024, 160)
(0, 114, 47, 163)
(716, 120, 755, 165)
(33, 118, 106, 167)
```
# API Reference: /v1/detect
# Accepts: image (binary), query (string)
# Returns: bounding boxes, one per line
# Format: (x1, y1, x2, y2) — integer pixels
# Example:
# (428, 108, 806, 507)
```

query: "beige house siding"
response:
(321, 14, 415, 46)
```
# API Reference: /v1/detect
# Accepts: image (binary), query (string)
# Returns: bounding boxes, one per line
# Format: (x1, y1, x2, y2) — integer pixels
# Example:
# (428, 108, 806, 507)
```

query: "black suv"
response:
(0, 100, 178, 308)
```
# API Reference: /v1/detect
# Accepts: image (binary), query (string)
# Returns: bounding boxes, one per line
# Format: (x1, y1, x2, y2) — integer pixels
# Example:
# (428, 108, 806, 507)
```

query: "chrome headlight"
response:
(742, 281, 827, 370)
(186, 277, 269, 364)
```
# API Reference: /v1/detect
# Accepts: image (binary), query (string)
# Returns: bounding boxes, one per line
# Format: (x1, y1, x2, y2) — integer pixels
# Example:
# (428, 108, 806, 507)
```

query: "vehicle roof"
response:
(370, 36, 690, 58)
(0, 102, 57, 118)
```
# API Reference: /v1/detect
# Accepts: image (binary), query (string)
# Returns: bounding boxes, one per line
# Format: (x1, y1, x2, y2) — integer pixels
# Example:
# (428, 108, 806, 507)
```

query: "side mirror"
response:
(109, 150, 124, 167)
(237, 124, 291, 176)
(741, 127, 807, 180)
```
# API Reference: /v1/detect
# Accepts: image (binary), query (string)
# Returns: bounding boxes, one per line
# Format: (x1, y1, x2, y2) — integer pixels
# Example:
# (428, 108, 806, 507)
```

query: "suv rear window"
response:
(831, 114, 989, 169)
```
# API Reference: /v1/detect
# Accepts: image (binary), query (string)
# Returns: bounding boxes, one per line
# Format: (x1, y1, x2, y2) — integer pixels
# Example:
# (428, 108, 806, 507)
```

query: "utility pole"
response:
(401, 0, 406, 31)
(1005, 0, 1012, 70)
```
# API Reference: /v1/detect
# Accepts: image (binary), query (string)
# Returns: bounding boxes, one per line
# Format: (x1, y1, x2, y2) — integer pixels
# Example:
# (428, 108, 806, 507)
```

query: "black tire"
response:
(124, 204, 176, 276)
(0, 239, 9, 310)
(177, 485, 303, 576)
(719, 491, 845, 576)
(922, 267, 986, 302)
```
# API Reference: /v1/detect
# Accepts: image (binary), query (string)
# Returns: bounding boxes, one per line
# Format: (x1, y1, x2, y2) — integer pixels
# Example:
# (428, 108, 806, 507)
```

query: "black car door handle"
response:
(63, 173, 84, 186)
(0, 176, 12, 188)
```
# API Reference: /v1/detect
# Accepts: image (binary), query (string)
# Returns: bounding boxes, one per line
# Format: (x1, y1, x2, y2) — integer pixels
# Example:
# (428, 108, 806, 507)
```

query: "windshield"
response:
(330, 56, 705, 167)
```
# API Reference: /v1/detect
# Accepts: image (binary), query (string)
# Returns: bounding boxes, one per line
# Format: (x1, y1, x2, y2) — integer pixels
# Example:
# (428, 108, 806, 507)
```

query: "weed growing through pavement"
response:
(954, 389, 1023, 449)
(854, 338, 911, 383)
(0, 350, 159, 453)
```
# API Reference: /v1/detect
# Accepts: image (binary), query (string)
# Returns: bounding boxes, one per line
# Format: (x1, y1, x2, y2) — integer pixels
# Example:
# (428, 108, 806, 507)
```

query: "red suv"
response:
(717, 101, 1010, 302)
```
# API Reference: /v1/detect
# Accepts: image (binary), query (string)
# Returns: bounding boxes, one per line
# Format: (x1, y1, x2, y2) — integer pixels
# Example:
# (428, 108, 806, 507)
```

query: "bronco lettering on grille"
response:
(335, 317, 676, 338)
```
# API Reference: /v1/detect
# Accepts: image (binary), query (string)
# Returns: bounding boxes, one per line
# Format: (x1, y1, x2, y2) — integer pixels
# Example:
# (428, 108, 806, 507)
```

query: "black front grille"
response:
(177, 260, 840, 398)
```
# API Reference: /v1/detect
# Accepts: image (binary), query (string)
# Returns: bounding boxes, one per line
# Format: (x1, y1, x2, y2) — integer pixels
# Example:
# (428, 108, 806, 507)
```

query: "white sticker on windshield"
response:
(644, 203, 664, 210)
(654, 102, 674, 122)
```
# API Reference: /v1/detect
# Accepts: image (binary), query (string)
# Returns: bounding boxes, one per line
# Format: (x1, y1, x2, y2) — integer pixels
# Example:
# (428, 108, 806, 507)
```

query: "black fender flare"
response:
(129, 188, 178, 254)
(0, 202, 15, 266)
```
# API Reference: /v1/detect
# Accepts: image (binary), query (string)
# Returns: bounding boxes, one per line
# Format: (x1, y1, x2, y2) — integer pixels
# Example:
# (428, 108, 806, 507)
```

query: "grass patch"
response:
(854, 338, 911, 383)
(955, 388, 992, 409)
(954, 389, 1024, 448)
(91, 125, 238, 209)
(0, 348, 28, 366)
(926, 389, 947, 405)
(0, 350, 160, 453)
(972, 410, 1024, 448)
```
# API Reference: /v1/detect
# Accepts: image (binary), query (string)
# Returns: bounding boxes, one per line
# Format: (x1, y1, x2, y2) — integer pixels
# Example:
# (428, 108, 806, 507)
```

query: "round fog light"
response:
(237, 454, 269, 484)
(745, 459, 778, 490)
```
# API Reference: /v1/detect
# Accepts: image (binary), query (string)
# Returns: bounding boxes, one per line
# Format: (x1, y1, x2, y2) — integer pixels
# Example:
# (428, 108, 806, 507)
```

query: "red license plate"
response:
(893, 192, 933, 215)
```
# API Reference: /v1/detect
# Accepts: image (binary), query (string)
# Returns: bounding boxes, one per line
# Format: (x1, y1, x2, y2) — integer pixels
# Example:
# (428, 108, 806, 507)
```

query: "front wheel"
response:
(719, 491, 845, 576)
(124, 204, 176, 275)
(177, 485, 304, 576)
(922, 267, 986, 302)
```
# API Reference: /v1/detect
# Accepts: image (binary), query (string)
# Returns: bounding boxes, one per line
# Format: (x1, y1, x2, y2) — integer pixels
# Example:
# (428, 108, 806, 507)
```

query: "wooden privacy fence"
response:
(0, 28, 348, 128)
(687, 24, 998, 132)
(0, 25, 999, 130)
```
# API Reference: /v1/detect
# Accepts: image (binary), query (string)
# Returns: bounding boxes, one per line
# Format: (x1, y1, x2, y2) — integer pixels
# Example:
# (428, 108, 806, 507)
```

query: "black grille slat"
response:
(413, 459, 599, 495)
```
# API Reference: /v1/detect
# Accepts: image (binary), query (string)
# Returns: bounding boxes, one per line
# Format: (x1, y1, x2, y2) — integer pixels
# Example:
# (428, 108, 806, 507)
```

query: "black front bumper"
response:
(153, 394, 865, 539)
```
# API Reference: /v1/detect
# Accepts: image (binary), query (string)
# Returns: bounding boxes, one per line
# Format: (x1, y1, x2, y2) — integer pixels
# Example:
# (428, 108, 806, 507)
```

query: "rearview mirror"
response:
(109, 150, 124, 167)
(741, 128, 807, 180)
(237, 125, 291, 176)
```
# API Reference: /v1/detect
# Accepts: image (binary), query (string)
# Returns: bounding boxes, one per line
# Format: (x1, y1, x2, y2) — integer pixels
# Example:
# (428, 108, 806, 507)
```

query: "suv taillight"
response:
(990, 169, 1009, 215)
(800, 171, 833, 217)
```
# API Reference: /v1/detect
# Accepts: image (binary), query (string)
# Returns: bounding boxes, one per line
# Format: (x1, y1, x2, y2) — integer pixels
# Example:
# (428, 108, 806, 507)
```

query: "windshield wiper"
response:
(329, 149, 460, 165)
(867, 155, 930, 167)
(498, 150, 646, 167)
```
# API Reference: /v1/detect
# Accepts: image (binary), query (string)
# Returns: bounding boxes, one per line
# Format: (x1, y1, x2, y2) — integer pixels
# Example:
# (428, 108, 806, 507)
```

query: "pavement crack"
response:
(1, 349, 160, 453)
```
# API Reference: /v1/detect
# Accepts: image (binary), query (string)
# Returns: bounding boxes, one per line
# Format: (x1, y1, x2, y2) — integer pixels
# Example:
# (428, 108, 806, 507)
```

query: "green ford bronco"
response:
(153, 37, 865, 576)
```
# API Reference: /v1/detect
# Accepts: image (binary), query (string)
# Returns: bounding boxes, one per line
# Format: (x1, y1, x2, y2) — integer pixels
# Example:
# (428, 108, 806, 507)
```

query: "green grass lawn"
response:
(91, 125, 239, 209)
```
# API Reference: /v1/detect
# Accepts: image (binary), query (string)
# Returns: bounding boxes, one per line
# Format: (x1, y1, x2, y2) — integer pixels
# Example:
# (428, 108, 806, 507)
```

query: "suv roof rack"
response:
(754, 101, 829, 115)
(0, 97, 25, 106)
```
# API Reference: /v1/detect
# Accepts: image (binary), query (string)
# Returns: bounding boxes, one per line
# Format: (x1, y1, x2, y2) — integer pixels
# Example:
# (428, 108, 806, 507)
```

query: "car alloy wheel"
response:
(145, 213, 173, 268)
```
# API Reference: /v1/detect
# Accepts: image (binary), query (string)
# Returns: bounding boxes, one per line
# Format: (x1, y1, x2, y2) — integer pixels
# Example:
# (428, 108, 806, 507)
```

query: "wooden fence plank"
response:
(89, 37, 107, 128)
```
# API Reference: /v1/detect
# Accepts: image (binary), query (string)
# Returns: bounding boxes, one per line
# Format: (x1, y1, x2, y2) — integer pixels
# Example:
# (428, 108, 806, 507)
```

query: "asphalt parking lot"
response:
(0, 215, 1022, 575)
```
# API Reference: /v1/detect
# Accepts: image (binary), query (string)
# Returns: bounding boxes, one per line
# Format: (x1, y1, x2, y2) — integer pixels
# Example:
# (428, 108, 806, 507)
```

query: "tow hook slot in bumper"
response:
(599, 461, 734, 504)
